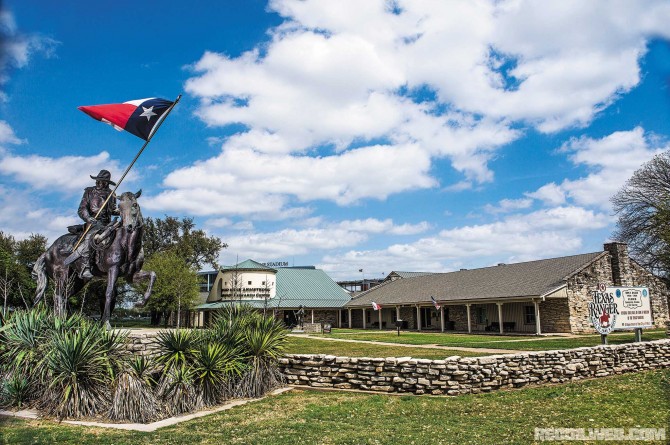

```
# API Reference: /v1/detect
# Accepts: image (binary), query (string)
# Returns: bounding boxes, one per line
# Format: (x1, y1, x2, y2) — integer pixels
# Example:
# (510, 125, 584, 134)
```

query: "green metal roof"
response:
(223, 259, 276, 272)
(197, 267, 351, 310)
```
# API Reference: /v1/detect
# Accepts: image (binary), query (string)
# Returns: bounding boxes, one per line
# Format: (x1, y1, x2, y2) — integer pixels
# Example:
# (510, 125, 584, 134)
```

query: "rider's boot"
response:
(81, 266, 93, 280)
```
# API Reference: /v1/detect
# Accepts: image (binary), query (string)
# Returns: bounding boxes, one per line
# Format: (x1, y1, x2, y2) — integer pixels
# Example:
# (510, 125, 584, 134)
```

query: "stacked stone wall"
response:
(279, 339, 670, 396)
(125, 331, 157, 356)
(539, 299, 571, 333)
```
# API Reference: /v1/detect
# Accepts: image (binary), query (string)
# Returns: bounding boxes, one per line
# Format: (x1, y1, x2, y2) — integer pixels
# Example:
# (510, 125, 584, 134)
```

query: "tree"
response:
(0, 232, 47, 313)
(611, 152, 670, 276)
(143, 216, 226, 270)
(138, 251, 200, 328)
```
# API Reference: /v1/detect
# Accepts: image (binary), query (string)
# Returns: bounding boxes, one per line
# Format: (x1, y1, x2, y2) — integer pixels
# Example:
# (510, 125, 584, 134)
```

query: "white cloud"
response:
(321, 205, 609, 279)
(218, 217, 431, 264)
(0, 151, 130, 193)
(171, 0, 670, 220)
(0, 10, 59, 87)
(0, 186, 78, 243)
(484, 197, 533, 214)
(525, 127, 668, 210)
(526, 183, 566, 206)
(146, 143, 436, 217)
(0, 120, 22, 146)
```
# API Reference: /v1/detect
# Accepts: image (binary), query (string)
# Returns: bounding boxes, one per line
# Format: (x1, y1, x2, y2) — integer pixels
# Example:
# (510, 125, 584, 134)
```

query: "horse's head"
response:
(117, 190, 143, 232)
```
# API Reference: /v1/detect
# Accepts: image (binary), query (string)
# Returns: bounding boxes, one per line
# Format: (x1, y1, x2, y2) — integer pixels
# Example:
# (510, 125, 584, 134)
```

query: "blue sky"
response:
(1, 0, 670, 280)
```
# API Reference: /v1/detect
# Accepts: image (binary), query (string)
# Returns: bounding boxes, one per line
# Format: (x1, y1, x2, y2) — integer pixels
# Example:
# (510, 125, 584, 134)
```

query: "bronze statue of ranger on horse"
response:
(32, 169, 155, 327)
(31, 95, 179, 326)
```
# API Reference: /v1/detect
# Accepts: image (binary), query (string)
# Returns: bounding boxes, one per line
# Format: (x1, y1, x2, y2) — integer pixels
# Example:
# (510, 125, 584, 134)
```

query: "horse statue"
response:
(32, 190, 155, 328)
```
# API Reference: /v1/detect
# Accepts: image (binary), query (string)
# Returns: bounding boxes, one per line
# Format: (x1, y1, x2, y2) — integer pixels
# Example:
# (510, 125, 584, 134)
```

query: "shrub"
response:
(38, 321, 113, 419)
(238, 312, 287, 398)
(192, 342, 244, 406)
(108, 356, 160, 423)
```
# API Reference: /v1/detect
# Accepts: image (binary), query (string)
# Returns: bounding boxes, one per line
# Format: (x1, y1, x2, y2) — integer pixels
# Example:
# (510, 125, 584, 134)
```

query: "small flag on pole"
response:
(431, 296, 441, 310)
(371, 301, 381, 311)
(79, 97, 175, 141)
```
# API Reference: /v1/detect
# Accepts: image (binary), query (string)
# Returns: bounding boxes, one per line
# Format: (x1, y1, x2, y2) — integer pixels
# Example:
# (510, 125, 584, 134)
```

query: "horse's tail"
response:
(32, 252, 48, 306)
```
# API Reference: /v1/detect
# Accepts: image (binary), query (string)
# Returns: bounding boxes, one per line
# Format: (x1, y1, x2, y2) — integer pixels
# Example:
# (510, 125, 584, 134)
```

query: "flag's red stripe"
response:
(78, 103, 137, 129)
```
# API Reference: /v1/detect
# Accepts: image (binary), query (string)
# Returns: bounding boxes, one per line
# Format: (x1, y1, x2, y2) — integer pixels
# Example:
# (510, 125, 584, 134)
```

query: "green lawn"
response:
(320, 329, 668, 351)
(285, 336, 486, 359)
(2, 370, 668, 445)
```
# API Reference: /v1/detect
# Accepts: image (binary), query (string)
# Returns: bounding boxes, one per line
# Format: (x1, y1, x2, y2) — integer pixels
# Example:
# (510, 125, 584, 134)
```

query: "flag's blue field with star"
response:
(2, 0, 670, 279)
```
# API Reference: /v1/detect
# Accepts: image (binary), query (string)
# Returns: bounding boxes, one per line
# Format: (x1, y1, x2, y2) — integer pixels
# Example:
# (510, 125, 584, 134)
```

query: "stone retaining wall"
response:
(125, 331, 157, 355)
(278, 339, 670, 396)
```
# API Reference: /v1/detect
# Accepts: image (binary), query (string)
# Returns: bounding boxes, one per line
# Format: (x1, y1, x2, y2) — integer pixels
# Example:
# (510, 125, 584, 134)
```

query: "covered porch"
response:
(345, 298, 569, 335)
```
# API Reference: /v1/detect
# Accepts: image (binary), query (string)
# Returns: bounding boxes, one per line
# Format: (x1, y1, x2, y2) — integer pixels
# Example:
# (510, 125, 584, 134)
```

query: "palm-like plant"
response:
(39, 323, 113, 419)
(153, 329, 199, 372)
(109, 356, 160, 423)
(238, 314, 288, 398)
(192, 342, 245, 406)
(158, 364, 200, 416)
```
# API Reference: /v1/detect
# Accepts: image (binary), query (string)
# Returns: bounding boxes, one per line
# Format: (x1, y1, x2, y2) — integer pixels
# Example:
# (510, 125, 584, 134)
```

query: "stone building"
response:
(345, 243, 670, 334)
(195, 259, 351, 328)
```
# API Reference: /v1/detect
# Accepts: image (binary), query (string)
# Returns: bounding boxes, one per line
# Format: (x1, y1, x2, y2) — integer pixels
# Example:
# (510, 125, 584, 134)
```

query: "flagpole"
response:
(70, 94, 182, 253)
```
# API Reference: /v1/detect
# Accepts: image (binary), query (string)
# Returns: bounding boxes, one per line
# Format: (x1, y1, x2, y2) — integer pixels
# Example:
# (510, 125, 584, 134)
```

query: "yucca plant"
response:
(153, 329, 200, 373)
(157, 364, 200, 416)
(1, 307, 50, 374)
(1, 372, 30, 408)
(238, 314, 287, 398)
(108, 356, 160, 423)
(39, 323, 113, 419)
(192, 342, 245, 406)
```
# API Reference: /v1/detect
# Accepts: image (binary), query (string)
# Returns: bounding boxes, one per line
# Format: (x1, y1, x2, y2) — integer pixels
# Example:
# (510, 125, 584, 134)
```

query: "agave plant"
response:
(108, 356, 160, 423)
(39, 322, 113, 419)
(192, 342, 245, 406)
(238, 314, 287, 398)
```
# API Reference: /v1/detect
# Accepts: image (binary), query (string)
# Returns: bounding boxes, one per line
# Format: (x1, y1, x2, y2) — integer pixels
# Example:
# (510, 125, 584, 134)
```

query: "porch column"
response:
(395, 305, 400, 322)
(466, 304, 472, 333)
(378, 308, 383, 330)
(362, 308, 366, 329)
(497, 302, 504, 334)
(440, 306, 445, 332)
(416, 305, 422, 331)
(348, 308, 352, 328)
(534, 300, 542, 335)
(337, 309, 342, 328)
(311, 309, 314, 324)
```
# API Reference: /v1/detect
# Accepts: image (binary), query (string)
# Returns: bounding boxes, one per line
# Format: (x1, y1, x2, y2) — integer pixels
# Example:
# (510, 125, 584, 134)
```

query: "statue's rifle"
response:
(65, 94, 181, 265)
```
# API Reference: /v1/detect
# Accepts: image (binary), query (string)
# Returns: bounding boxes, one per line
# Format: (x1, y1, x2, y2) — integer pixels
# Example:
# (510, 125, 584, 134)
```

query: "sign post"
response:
(589, 283, 653, 342)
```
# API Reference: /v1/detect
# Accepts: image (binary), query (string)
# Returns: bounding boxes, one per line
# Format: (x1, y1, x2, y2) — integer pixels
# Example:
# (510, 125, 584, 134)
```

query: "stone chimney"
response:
(604, 242, 632, 286)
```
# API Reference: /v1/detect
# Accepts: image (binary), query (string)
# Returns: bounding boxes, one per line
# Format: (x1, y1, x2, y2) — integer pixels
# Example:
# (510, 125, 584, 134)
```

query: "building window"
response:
(524, 305, 536, 324)
(366, 311, 371, 324)
(248, 281, 252, 285)
(262, 281, 266, 286)
(474, 307, 486, 324)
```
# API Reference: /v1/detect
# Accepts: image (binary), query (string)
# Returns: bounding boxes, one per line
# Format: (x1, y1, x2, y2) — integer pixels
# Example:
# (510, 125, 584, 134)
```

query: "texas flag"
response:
(371, 301, 381, 311)
(78, 97, 175, 141)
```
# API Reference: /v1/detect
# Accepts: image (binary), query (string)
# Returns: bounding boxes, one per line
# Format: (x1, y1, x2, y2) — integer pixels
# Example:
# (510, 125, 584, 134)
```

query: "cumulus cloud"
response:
(218, 217, 431, 264)
(0, 9, 59, 90)
(0, 186, 78, 243)
(527, 127, 668, 210)
(0, 120, 22, 146)
(320, 206, 609, 279)
(162, 0, 670, 220)
(0, 151, 131, 193)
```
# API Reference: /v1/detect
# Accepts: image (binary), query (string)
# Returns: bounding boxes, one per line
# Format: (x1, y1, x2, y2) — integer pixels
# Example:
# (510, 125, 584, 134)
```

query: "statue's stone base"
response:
(302, 323, 322, 334)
